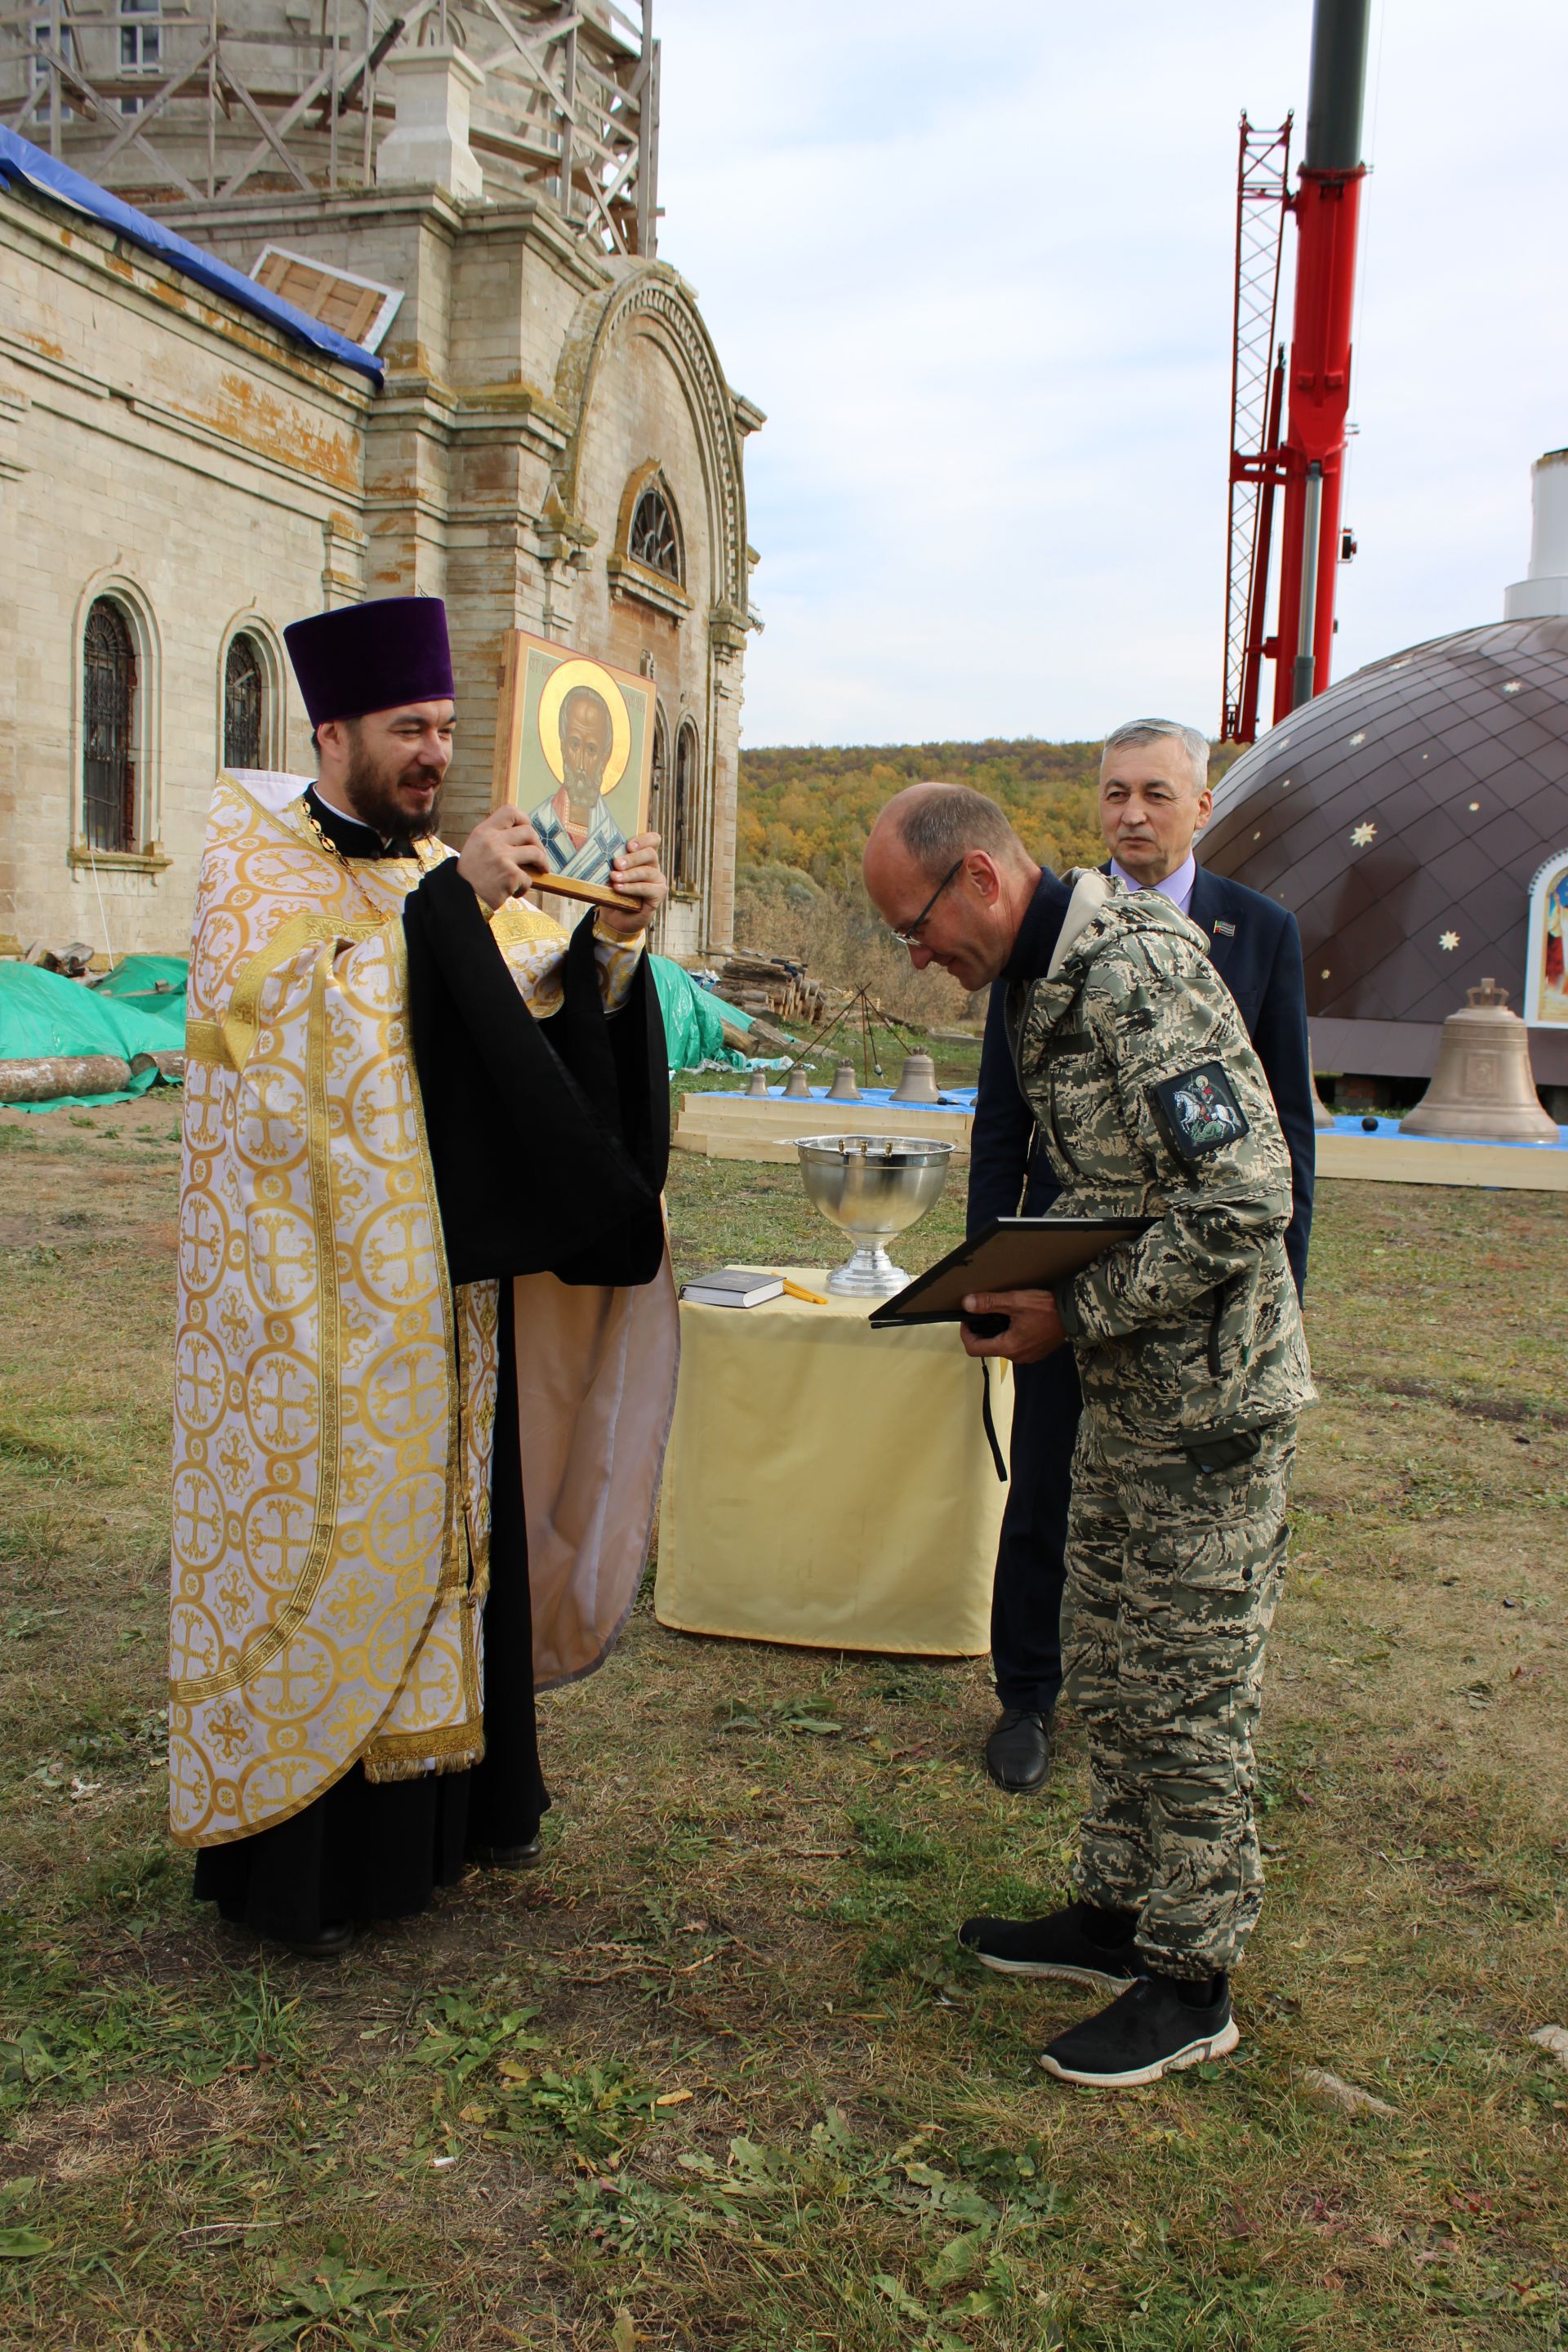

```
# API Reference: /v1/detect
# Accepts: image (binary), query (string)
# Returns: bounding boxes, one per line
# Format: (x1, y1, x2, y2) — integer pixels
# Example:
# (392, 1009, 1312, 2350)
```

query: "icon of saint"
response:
(530, 684, 628, 884)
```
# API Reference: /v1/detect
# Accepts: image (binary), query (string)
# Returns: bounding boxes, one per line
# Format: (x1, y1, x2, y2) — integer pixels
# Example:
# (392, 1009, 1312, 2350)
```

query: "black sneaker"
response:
(958, 1901, 1142, 1989)
(1040, 1972, 1239, 2087)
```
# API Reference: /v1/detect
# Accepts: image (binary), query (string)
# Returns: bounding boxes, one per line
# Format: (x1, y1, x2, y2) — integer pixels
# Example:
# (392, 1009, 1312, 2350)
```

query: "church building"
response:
(0, 0, 762, 961)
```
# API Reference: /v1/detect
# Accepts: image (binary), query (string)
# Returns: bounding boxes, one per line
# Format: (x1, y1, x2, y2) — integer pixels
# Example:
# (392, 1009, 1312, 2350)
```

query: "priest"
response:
(170, 597, 678, 1956)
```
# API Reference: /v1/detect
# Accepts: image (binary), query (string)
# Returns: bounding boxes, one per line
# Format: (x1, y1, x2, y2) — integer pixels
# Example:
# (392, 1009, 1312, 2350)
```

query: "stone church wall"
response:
(0, 184, 371, 958)
(1, 162, 758, 964)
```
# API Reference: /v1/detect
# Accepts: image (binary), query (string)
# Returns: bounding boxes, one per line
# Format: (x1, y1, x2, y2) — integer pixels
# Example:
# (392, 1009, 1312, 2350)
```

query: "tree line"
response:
(736, 736, 1241, 892)
(737, 739, 1107, 889)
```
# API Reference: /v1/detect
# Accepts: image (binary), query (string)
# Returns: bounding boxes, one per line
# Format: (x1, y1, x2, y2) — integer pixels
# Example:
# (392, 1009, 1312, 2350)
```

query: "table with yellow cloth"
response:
(654, 1269, 1013, 1656)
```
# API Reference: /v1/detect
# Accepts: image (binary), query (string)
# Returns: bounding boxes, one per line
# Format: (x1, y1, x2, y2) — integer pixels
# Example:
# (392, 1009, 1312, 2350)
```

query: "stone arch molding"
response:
(69, 565, 165, 853)
(551, 263, 750, 620)
(216, 608, 288, 773)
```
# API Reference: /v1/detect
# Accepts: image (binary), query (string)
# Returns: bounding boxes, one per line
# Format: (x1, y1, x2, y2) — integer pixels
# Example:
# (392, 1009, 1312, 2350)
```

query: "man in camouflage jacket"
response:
(863, 787, 1314, 2090)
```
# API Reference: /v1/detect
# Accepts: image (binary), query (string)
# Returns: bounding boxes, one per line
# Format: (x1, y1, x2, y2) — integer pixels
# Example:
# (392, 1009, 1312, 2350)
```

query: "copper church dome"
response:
(1203, 617, 1568, 1087)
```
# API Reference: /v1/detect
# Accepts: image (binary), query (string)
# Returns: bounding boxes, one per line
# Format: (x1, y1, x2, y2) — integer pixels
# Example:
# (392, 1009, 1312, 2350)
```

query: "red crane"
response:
(1221, 0, 1371, 742)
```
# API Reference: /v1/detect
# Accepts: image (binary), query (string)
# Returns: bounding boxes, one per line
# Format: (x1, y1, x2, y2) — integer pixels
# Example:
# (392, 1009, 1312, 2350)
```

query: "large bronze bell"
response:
(889, 1051, 941, 1105)
(1400, 979, 1558, 1143)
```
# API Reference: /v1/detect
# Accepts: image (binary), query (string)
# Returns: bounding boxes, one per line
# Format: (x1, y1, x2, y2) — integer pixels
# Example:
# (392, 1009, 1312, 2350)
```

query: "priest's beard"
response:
(341, 727, 446, 842)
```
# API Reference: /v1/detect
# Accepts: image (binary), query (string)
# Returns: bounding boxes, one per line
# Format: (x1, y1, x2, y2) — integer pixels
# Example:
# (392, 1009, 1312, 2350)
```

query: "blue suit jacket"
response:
(967, 865, 1316, 1296)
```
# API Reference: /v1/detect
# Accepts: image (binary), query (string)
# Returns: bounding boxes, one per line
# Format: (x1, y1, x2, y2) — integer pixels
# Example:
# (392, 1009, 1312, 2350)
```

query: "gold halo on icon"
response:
(537, 657, 631, 792)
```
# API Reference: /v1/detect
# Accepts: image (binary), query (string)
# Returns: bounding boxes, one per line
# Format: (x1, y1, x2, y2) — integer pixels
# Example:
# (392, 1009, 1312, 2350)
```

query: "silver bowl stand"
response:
(794, 1133, 956, 1295)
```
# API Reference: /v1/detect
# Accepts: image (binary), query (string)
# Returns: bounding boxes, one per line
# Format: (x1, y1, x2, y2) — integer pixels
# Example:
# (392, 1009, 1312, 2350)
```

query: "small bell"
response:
(889, 1051, 941, 1106)
(826, 1059, 860, 1102)
(1400, 978, 1557, 1143)
(783, 1064, 813, 1098)
(746, 1067, 769, 1098)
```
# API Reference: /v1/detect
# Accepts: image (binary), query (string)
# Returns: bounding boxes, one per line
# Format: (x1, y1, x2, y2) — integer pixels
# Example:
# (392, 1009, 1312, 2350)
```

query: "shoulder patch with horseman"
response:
(1150, 1062, 1250, 1160)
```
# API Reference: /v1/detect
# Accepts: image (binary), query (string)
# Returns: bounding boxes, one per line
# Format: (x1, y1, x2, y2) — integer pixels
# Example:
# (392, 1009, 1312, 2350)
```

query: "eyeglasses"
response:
(889, 857, 964, 948)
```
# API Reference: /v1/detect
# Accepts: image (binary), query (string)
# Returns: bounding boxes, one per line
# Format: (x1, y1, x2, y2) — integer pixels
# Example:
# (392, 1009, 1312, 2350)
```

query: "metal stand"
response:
(777, 983, 924, 1090)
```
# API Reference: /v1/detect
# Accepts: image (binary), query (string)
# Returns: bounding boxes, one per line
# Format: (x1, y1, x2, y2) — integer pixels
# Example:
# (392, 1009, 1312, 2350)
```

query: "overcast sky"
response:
(651, 0, 1568, 749)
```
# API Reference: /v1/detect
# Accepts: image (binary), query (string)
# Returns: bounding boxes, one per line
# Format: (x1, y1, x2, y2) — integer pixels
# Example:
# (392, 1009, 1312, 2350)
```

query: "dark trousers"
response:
(991, 1343, 1083, 1713)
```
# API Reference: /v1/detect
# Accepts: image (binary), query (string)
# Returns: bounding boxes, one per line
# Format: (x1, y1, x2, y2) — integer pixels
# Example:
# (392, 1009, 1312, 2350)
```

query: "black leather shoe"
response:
(278, 1920, 354, 1960)
(983, 1707, 1053, 1793)
(472, 1837, 543, 1872)
(1039, 1972, 1239, 2087)
(959, 1900, 1141, 1988)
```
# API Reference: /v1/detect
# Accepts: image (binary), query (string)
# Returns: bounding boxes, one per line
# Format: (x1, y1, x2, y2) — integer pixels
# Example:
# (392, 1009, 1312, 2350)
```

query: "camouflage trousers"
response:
(1060, 1411, 1297, 1979)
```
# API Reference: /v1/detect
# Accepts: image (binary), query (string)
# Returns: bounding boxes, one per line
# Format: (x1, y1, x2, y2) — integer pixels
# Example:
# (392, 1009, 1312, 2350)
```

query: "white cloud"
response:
(652, 0, 1568, 745)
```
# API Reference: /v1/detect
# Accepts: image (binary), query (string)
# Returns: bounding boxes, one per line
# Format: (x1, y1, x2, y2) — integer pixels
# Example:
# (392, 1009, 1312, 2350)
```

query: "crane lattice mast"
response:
(1220, 0, 1370, 743)
(1221, 114, 1292, 746)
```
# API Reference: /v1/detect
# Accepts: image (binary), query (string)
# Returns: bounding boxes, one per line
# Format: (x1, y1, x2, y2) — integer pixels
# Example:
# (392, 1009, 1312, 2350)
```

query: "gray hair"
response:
(1101, 717, 1210, 792)
(893, 782, 1030, 878)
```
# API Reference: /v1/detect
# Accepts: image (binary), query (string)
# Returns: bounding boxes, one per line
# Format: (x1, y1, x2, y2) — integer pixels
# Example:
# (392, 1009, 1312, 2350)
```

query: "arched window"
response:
(82, 598, 138, 852)
(648, 704, 670, 838)
(629, 483, 680, 581)
(672, 720, 699, 893)
(224, 633, 265, 769)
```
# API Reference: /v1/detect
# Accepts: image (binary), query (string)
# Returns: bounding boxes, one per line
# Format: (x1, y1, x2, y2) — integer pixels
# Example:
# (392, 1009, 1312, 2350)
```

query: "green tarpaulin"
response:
(648, 956, 751, 1072)
(0, 959, 184, 1110)
(94, 954, 189, 1039)
(2, 949, 755, 1110)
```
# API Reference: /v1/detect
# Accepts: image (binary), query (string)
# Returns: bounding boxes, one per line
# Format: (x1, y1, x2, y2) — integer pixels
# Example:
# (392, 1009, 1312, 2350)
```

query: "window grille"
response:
(82, 599, 137, 853)
(673, 722, 698, 891)
(224, 635, 265, 770)
(629, 485, 679, 581)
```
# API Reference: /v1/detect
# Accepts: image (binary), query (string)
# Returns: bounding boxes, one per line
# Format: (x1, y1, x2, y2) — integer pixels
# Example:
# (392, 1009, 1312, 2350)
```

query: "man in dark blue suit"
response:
(970, 717, 1316, 1794)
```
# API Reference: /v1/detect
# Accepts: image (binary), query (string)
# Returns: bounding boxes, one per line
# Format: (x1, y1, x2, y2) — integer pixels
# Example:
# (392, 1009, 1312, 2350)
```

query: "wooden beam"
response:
(92, 38, 216, 172)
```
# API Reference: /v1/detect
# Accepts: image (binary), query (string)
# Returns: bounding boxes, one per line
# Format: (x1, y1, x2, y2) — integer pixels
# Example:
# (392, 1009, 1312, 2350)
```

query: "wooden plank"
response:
(1316, 1133, 1568, 1193)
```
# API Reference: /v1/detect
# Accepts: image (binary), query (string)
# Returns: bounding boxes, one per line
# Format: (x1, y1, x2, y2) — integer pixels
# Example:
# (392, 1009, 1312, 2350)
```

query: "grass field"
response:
(0, 1089, 1563, 2351)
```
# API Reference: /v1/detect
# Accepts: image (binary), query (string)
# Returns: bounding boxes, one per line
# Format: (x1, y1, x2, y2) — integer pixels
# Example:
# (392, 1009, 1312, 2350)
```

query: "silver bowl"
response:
(795, 1133, 956, 1295)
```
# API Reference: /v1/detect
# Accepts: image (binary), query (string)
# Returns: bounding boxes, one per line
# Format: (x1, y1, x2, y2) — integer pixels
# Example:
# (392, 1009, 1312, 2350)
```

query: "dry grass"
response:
(0, 1095, 1563, 2350)
(733, 875, 976, 1031)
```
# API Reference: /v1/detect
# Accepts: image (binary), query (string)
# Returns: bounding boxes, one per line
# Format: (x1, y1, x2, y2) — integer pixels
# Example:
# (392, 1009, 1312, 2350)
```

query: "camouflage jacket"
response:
(1008, 871, 1314, 1444)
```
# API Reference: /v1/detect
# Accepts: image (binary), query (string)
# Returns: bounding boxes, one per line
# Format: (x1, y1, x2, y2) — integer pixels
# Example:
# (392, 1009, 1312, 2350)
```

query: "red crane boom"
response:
(1220, 0, 1371, 742)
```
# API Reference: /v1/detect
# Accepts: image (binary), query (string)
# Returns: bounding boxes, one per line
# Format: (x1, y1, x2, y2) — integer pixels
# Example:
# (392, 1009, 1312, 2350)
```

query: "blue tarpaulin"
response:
(0, 126, 384, 384)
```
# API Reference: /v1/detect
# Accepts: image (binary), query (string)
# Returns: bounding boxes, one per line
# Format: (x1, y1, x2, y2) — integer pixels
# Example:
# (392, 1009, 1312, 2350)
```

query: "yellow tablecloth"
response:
(655, 1269, 1013, 1656)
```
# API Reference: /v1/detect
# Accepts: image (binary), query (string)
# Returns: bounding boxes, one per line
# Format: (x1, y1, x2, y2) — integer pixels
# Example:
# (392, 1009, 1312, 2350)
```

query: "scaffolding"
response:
(0, 0, 660, 252)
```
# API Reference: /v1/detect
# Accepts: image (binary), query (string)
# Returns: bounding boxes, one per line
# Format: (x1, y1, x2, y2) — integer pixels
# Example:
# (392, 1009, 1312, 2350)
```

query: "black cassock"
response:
(195, 795, 667, 1942)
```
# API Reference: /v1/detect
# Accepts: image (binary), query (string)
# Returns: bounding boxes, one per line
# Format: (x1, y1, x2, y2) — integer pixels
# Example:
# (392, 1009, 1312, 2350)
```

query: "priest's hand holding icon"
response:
(597, 833, 667, 938)
(457, 806, 551, 910)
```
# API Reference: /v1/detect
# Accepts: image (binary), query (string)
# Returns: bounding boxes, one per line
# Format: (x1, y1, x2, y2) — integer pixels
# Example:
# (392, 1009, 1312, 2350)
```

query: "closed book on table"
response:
(680, 1267, 784, 1308)
(868, 1215, 1152, 1326)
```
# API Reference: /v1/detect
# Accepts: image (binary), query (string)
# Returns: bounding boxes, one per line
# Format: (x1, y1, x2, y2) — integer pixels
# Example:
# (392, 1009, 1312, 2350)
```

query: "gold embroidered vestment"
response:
(169, 777, 661, 1847)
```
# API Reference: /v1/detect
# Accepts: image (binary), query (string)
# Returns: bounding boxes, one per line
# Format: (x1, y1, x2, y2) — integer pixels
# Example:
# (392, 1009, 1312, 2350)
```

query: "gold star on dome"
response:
(1350, 821, 1377, 848)
(1439, 930, 1459, 951)
(1348, 732, 1365, 747)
